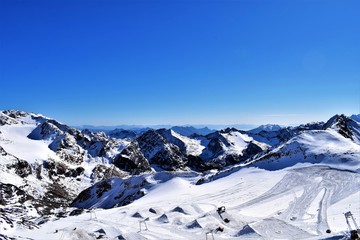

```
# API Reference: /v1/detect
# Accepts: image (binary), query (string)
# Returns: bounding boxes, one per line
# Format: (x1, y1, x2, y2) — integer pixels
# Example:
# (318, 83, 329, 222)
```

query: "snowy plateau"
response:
(0, 110, 359, 240)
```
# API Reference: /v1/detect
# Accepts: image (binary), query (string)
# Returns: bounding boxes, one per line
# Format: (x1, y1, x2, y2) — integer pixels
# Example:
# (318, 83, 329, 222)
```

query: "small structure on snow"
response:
(217, 206, 225, 214)
(344, 211, 360, 240)
(139, 217, 149, 232)
(205, 226, 224, 240)
(216, 206, 230, 223)
(88, 209, 97, 220)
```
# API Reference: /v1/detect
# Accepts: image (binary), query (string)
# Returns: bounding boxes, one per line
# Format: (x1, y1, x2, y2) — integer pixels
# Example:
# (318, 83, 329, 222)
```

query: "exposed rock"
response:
(186, 155, 210, 172)
(137, 130, 187, 171)
(27, 121, 63, 140)
(323, 114, 359, 141)
(0, 183, 34, 204)
(0, 112, 19, 126)
(42, 160, 84, 179)
(49, 133, 85, 164)
(69, 208, 84, 216)
(9, 159, 32, 178)
(113, 142, 151, 174)
(71, 176, 150, 209)
(91, 164, 127, 182)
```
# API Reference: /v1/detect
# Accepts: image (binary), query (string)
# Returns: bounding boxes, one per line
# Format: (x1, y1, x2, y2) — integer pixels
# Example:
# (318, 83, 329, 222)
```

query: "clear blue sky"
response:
(1, 0, 359, 126)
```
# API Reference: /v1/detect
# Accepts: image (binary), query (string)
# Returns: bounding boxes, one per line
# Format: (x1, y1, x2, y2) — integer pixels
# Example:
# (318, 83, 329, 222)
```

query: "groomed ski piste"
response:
(9, 163, 360, 240)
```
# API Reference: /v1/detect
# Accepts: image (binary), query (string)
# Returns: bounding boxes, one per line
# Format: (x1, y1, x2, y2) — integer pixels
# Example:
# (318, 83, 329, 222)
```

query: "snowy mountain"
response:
(0, 110, 131, 232)
(248, 124, 283, 134)
(1, 110, 360, 239)
(199, 128, 269, 167)
(107, 128, 137, 140)
(170, 126, 214, 137)
(351, 114, 360, 123)
(250, 114, 360, 170)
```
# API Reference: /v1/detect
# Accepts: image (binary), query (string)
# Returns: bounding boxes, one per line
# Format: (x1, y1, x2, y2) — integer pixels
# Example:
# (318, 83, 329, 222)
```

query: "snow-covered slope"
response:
(158, 129, 205, 156)
(1, 110, 360, 240)
(197, 129, 269, 167)
(11, 165, 360, 240)
(253, 129, 360, 171)
(0, 110, 133, 232)
(245, 115, 360, 172)
(324, 114, 360, 144)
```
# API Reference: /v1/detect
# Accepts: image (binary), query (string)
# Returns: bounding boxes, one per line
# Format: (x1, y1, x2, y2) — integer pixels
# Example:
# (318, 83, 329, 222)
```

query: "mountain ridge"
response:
(1, 110, 359, 239)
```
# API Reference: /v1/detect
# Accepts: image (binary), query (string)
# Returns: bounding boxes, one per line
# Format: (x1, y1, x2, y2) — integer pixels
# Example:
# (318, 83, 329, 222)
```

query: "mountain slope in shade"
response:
(248, 124, 283, 134)
(351, 114, 360, 123)
(170, 126, 214, 137)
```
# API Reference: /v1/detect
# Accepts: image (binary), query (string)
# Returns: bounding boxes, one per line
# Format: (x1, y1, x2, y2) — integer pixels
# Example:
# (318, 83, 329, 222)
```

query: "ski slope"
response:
(13, 164, 360, 240)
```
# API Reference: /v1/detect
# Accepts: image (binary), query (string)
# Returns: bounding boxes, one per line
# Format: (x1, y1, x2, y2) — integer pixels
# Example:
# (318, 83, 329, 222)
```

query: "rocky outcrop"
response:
(71, 176, 150, 209)
(113, 142, 151, 174)
(137, 130, 187, 171)
(28, 121, 63, 140)
(91, 164, 128, 182)
(323, 114, 360, 142)
(10, 159, 32, 178)
(49, 133, 85, 164)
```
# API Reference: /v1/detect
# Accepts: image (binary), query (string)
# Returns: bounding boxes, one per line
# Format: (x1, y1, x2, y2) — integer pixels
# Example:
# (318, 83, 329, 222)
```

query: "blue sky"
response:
(0, 0, 359, 126)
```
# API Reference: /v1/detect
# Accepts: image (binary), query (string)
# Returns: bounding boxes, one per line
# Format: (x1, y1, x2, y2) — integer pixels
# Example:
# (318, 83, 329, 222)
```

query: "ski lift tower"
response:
(344, 211, 360, 239)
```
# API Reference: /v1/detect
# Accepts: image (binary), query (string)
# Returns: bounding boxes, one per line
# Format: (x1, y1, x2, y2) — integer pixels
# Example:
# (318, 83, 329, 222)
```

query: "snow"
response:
(253, 129, 360, 171)
(0, 120, 60, 164)
(4, 164, 360, 240)
(298, 129, 360, 156)
(1, 112, 360, 239)
(220, 131, 268, 156)
(170, 129, 205, 156)
(327, 191, 360, 233)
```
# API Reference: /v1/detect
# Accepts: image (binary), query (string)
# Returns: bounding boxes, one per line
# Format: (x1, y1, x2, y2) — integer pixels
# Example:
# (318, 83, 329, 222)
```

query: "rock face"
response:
(196, 129, 269, 168)
(10, 159, 32, 178)
(49, 133, 85, 164)
(323, 114, 360, 143)
(91, 164, 127, 182)
(113, 142, 151, 174)
(71, 176, 150, 209)
(137, 130, 187, 171)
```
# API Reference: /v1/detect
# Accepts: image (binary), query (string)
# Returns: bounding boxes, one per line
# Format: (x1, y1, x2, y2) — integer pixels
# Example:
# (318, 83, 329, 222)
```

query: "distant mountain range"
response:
(76, 124, 259, 132)
(1, 109, 359, 238)
(351, 113, 360, 122)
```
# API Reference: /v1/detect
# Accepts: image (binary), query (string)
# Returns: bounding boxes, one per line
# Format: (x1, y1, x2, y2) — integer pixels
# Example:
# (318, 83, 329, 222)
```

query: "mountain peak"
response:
(351, 114, 360, 123)
(323, 114, 359, 141)
(248, 124, 282, 134)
